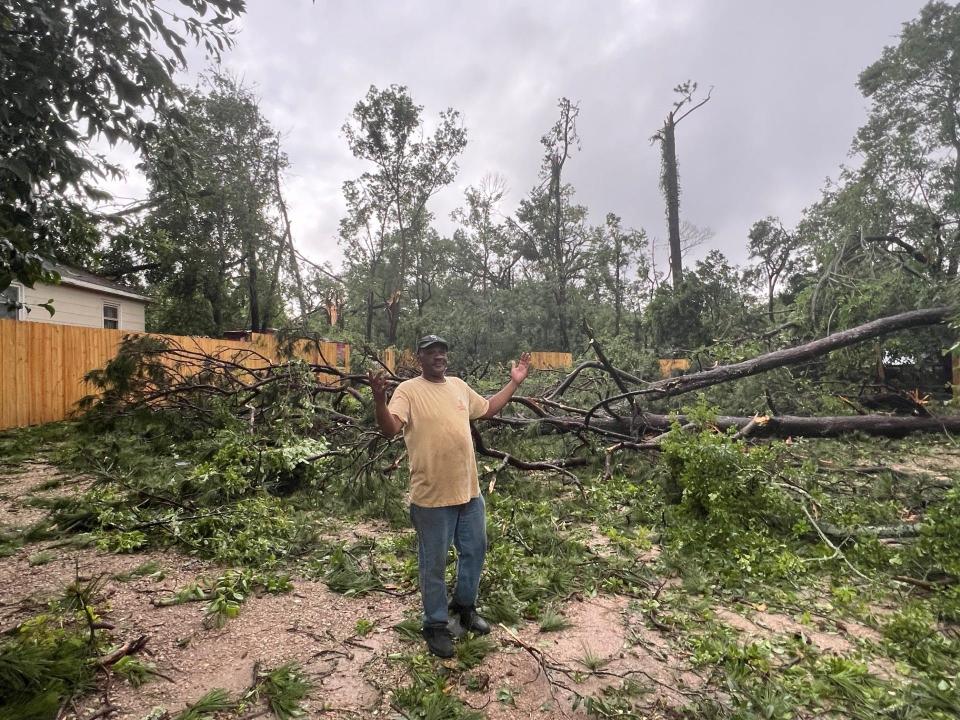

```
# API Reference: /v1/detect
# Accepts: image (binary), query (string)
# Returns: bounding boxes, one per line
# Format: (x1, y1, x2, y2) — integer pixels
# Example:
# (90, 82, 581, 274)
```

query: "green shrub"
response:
(657, 409, 804, 582)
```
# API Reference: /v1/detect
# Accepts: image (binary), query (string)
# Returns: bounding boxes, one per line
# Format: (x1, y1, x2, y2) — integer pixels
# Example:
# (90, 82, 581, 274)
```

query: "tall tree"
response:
(792, 2, 960, 384)
(340, 85, 467, 345)
(853, 0, 960, 281)
(515, 98, 592, 351)
(339, 178, 393, 341)
(0, 0, 244, 294)
(644, 250, 754, 352)
(140, 74, 294, 336)
(450, 175, 517, 296)
(651, 81, 711, 288)
(747, 217, 805, 321)
(593, 213, 648, 336)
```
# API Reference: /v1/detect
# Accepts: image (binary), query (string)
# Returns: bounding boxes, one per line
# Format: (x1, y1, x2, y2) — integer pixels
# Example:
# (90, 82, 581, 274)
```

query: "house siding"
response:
(19, 282, 147, 331)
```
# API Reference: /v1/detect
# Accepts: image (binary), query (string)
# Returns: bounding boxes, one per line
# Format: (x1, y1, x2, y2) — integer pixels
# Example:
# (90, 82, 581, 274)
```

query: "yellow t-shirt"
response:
(387, 376, 490, 507)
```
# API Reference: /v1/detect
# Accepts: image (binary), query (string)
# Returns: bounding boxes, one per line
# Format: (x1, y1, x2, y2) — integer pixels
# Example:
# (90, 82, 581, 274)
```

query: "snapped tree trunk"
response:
(660, 114, 683, 288)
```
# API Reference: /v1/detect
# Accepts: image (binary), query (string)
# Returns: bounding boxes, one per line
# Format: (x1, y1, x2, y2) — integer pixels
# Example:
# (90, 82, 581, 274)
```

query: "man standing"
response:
(368, 335, 531, 657)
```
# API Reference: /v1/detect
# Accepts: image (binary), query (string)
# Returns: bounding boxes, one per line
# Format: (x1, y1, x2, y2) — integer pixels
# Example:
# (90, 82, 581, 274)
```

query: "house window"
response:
(1, 284, 22, 320)
(103, 303, 119, 329)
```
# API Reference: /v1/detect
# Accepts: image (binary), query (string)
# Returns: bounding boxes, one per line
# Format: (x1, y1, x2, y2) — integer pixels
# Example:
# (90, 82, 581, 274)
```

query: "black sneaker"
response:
(422, 625, 455, 658)
(452, 605, 491, 635)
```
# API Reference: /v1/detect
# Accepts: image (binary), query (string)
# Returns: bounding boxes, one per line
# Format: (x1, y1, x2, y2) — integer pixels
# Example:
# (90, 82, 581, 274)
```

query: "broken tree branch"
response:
(584, 306, 952, 422)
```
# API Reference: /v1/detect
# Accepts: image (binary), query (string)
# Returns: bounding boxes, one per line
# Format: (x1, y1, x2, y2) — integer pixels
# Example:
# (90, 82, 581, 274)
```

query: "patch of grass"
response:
(0, 521, 56, 558)
(32, 475, 66, 492)
(111, 656, 156, 687)
(26, 550, 54, 566)
(393, 617, 422, 642)
(573, 678, 650, 718)
(310, 540, 386, 596)
(243, 663, 312, 720)
(476, 589, 522, 626)
(538, 607, 571, 633)
(0, 525, 26, 558)
(0, 422, 74, 469)
(155, 570, 293, 629)
(578, 644, 609, 672)
(392, 671, 484, 720)
(354, 618, 375, 636)
(495, 686, 517, 706)
(112, 559, 164, 582)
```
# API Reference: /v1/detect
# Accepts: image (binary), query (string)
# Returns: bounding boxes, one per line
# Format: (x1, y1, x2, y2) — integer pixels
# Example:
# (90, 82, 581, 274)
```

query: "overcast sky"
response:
(104, 0, 931, 271)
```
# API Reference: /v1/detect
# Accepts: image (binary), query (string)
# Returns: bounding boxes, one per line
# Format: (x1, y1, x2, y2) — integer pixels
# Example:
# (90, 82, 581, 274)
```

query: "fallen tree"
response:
(60, 306, 960, 596)
(500, 412, 960, 440)
(81, 307, 956, 466)
(579, 306, 952, 420)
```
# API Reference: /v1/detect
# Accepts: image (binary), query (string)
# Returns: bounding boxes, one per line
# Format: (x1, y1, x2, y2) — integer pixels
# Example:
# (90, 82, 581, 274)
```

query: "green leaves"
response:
(1, 1, 245, 290)
(0, 158, 32, 185)
(658, 411, 805, 583)
(339, 84, 467, 345)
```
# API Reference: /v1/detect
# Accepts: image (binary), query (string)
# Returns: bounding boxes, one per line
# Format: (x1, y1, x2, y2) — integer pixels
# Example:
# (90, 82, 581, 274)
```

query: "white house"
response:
(1, 262, 151, 331)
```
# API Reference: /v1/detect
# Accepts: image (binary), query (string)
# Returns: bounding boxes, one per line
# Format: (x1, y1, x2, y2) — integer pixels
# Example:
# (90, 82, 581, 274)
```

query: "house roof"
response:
(43, 261, 152, 303)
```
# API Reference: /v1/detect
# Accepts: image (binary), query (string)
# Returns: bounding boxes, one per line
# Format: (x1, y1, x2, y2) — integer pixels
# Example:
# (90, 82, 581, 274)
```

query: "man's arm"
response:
(368, 372, 403, 437)
(482, 352, 531, 418)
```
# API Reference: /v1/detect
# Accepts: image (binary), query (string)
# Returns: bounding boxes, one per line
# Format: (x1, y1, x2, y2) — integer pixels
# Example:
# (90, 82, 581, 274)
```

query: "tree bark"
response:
(590, 306, 952, 410)
(635, 413, 960, 439)
(660, 114, 683, 288)
(508, 411, 960, 441)
(273, 145, 308, 317)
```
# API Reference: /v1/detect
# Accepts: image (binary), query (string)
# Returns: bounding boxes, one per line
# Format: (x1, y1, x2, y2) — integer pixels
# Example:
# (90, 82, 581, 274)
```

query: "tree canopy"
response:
(0, 0, 244, 294)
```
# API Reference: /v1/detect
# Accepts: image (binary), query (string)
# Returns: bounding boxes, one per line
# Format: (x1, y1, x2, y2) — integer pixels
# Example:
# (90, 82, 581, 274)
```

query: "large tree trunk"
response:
(510, 412, 960, 440)
(600, 306, 953, 406)
(660, 114, 683, 288)
(273, 147, 308, 317)
(611, 413, 960, 439)
(245, 236, 261, 332)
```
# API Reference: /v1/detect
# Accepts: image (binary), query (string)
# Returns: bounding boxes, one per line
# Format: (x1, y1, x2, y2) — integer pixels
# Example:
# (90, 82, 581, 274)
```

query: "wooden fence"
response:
(0, 320, 349, 431)
(379, 348, 574, 374)
(658, 358, 691, 378)
(529, 351, 573, 370)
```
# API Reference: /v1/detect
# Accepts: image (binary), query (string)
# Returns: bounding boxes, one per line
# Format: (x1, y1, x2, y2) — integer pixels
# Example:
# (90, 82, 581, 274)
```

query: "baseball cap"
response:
(417, 334, 449, 351)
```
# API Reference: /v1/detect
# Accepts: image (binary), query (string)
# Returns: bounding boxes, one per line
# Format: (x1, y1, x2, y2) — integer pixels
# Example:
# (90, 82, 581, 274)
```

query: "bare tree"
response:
(651, 81, 712, 288)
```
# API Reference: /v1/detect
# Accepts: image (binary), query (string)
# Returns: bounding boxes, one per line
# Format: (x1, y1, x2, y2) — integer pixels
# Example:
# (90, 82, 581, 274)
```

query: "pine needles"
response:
(173, 688, 233, 720)
(0, 617, 98, 720)
(245, 663, 312, 720)
(173, 664, 313, 720)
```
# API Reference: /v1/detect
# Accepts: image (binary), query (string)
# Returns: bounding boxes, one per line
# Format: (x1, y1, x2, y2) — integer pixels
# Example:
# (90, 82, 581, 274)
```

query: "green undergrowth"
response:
(683, 607, 960, 719)
(2, 374, 959, 718)
(388, 649, 485, 720)
(0, 422, 75, 470)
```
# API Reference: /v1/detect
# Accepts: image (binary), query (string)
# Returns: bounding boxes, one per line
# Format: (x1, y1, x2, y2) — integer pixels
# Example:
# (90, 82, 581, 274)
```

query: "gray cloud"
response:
(102, 0, 930, 270)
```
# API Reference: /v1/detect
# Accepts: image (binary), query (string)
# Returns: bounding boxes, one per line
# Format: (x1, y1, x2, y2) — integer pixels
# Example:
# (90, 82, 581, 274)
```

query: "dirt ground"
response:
(0, 462, 896, 719)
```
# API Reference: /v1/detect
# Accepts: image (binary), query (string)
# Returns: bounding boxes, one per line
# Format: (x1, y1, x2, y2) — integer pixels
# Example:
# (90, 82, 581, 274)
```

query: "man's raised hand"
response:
(510, 351, 531, 386)
(367, 371, 388, 403)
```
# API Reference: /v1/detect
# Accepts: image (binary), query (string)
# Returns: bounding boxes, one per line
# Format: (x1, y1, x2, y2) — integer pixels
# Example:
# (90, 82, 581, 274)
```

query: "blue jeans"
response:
(409, 495, 486, 628)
